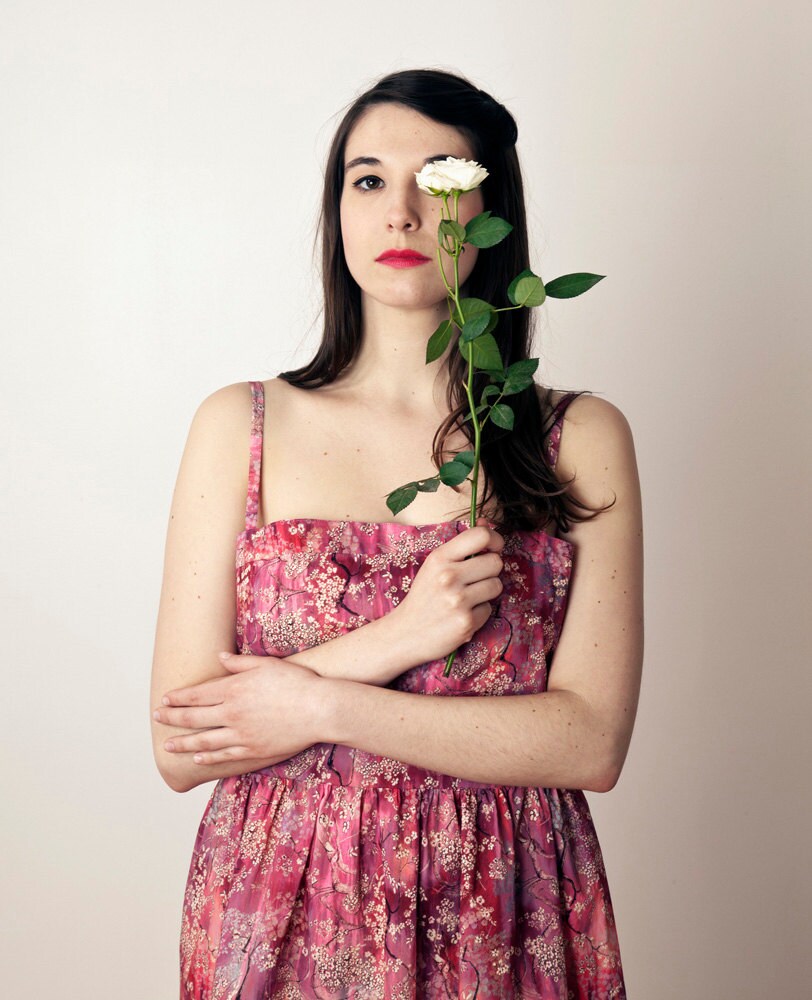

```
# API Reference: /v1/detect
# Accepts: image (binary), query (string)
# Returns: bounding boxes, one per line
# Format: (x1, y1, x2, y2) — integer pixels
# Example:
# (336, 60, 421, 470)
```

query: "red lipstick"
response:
(376, 249, 431, 268)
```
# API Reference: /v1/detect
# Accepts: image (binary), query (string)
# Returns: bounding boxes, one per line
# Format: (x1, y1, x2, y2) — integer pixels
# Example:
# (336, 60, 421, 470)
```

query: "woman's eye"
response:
(353, 175, 382, 192)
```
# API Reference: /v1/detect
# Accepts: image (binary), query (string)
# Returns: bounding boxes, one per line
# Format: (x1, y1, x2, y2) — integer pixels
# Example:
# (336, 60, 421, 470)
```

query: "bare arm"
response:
(149, 382, 274, 791)
(281, 613, 419, 685)
(150, 383, 428, 793)
(319, 396, 644, 791)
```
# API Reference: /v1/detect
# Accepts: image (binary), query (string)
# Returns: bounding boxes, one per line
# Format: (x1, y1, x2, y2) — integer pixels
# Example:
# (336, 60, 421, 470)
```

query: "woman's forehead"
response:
(345, 105, 474, 162)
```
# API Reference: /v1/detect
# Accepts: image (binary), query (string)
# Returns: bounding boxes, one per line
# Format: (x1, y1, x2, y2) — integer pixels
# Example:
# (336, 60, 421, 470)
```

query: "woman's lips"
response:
(376, 249, 429, 267)
(377, 256, 430, 268)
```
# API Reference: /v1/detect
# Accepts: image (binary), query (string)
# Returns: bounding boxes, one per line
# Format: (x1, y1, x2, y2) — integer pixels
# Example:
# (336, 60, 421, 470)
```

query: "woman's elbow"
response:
(591, 752, 625, 793)
(153, 746, 195, 793)
(162, 768, 194, 793)
(593, 767, 620, 794)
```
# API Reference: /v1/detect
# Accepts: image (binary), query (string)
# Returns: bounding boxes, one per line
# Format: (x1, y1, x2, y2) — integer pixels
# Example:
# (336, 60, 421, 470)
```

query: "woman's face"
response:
(339, 103, 485, 314)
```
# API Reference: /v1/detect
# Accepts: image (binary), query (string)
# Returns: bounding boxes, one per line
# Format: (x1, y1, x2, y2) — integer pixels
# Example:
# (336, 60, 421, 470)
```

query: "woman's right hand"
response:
(389, 517, 505, 665)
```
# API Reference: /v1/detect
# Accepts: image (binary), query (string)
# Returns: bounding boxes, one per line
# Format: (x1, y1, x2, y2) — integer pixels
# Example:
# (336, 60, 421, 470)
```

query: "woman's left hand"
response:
(153, 653, 329, 766)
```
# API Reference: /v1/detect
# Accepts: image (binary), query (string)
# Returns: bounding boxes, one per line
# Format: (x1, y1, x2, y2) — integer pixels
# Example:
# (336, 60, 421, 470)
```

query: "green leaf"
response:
(459, 332, 503, 372)
(502, 359, 540, 396)
(465, 214, 513, 248)
(462, 210, 492, 231)
(507, 268, 532, 305)
(501, 376, 530, 396)
(482, 312, 499, 337)
(490, 403, 515, 430)
(481, 384, 501, 404)
(439, 460, 471, 487)
(544, 272, 605, 298)
(507, 358, 539, 378)
(463, 404, 488, 423)
(386, 484, 418, 516)
(451, 297, 492, 326)
(415, 476, 441, 493)
(459, 310, 492, 343)
(439, 218, 466, 246)
(426, 319, 454, 363)
(451, 297, 497, 343)
(453, 450, 476, 470)
(511, 273, 546, 308)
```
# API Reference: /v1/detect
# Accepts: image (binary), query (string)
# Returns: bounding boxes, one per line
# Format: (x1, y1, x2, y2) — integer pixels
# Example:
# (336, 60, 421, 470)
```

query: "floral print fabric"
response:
(180, 381, 626, 998)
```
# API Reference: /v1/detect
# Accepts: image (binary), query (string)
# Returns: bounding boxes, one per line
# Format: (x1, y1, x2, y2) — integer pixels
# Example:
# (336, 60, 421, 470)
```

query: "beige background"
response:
(2, 1, 810, 996)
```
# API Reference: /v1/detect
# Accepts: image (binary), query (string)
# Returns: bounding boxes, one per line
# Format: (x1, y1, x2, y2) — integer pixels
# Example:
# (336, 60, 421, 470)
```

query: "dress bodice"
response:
(230, 381, 581, 791)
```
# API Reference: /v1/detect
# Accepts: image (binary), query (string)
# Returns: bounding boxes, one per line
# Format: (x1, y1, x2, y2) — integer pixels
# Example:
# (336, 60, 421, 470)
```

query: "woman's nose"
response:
(386, 184, 422, 231)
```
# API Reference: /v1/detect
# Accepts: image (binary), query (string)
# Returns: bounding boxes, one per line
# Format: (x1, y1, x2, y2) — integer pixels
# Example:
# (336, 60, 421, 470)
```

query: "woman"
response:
(151, 68, 642, 998)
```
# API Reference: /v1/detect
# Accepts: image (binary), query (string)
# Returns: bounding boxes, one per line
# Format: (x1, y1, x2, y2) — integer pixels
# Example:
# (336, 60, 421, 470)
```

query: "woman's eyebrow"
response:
(344, 153, 457, 171)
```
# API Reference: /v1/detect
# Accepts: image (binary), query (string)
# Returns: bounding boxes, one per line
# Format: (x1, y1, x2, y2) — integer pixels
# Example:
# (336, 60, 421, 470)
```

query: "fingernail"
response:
(165, 741, 175, 752)
(162, 696, 170, 705)
(218, 651, 231, 660)
(193, 754, 203, 764)
(153, 710, 160, 721)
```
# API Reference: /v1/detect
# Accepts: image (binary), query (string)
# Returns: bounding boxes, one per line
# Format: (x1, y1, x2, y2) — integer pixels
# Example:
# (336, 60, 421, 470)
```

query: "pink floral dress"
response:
(180, 380, 626, 998)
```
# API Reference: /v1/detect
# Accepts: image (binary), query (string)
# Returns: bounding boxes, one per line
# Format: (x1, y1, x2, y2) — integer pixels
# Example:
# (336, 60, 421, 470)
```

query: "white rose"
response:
(415, 156, 489, 195)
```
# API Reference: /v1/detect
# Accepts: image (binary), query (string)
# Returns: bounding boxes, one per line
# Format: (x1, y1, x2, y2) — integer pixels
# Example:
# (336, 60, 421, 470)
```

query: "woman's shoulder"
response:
(190, 377, 296, 422)
(191, 379, 255, 419)
(538, 387, 636, 485)
(537, 384, 632, 429)
(537, 383, 623, 415)
(188, 377, 318, 446)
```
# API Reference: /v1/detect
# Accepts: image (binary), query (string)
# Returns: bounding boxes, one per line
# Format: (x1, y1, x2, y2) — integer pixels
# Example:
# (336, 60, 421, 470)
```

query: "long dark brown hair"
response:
(278, 67, 613, 535)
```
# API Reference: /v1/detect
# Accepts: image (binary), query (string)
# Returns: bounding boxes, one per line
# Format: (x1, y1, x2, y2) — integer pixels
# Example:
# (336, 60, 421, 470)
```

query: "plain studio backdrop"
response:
(2, 2, 810, 996)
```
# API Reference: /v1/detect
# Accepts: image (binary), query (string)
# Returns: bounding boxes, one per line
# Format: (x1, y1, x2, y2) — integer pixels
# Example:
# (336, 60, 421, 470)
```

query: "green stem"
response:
(442, 366, 482, 678)
(463, 367, 481, 524)
(452, 190, 461, 302)
(436, 246, 455, 298)
(444, 190, 481, 678)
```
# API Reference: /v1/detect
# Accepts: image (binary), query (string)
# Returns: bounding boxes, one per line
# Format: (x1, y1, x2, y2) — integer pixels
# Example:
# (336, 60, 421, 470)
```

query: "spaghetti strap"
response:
(547, 390, 588, 471)
(245, 380, 265, 531)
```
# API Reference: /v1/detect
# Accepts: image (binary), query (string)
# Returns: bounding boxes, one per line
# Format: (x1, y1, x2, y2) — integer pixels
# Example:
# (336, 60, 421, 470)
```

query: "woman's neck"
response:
(334, 307, 455, 411)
